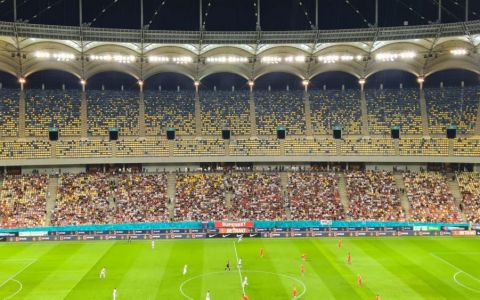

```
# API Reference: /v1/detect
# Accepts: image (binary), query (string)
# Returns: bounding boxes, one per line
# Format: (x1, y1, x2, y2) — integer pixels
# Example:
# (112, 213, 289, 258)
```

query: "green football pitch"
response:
(0, 237, 479, 299)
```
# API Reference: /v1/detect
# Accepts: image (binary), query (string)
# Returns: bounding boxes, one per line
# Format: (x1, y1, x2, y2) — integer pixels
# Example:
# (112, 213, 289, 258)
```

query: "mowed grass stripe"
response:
(302, 238, 365, 299)
(63, 241, 141, 299)
(372, 238, 467, 299)
(243, 239, 295, 299)
(17, 242, 108, 299)
(157, 239, 203, 299)
(350, 238, 432, 299)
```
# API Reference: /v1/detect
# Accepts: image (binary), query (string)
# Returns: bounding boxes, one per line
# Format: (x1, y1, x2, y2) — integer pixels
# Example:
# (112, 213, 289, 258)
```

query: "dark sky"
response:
(0, 0, 479, 90)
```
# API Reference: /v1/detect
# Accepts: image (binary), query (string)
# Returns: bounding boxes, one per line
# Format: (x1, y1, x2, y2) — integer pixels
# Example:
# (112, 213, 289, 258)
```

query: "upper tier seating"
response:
(310, 89, 362, 135)
(200, 91, 250, 136)
(229, 172, 285, 220)
(255, 91, 306, 135)
(399, 138, 448, 156)
(341, 138, 395, 155)
(403, 172, 461, 223)
(0, 89, 19, 137)
(145, 91, 195, 136)
(26, 89, 81, 137)
(288, 172, 345, 220)
(0, 175, 48, 228)
(0, 141, 51, 159)
(346, 171, 405, 221)
(87, 90, 139, 136)
(366, 88, 422, 135)
(426, 87, 479, 135)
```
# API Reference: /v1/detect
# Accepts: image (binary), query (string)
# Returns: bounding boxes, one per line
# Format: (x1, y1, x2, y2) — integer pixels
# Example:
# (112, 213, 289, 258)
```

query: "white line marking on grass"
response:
(430, 253, 480, 293)
(233, 241, 246, 295)
(3, 279, 22, 300)
(0, 259, 36, 300)
(179, 270, 307, 300)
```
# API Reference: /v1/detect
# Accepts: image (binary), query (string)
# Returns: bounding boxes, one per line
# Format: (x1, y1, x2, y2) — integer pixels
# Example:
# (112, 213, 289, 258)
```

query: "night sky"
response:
(0, 0, 479, 90)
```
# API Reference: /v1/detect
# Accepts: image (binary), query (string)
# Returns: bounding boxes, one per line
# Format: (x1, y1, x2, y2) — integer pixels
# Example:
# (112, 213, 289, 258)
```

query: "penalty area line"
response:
(0, 259, 36, 300)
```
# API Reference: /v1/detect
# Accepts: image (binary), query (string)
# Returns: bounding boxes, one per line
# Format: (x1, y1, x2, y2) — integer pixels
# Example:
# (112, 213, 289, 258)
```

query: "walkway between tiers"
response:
(167, 173, 177, 219)
(447, 174, 467, 222)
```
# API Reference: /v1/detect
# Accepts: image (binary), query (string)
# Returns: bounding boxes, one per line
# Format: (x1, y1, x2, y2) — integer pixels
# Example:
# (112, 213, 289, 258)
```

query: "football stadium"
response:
(0, 0, 480, 299)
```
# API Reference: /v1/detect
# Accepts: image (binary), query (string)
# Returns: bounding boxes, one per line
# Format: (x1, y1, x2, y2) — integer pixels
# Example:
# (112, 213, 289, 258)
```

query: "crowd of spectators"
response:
(174, 173, 227, 221)
(0, 175, 48, 227)
(52, 173, 113, 225)
(403, 172, 461, 222)
(288, 172, 345, 220)
(346, 171, 405, 221)
(113, 173, 170, 223)
(457, 172, 480, 224)
(229, 172, 285, 220)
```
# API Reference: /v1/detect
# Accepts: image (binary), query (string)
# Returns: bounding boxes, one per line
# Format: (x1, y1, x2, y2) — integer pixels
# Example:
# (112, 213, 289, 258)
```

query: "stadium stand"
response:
(56, 140, 112, 158)
(229, 172, 285, 220)
(403, 172, 462, 223)
(457, 172, 480, 224)
(87, 90, 139, 136)
(453, 138, 480, 156)
(174, 173, 227, 221)
(366, 88, 422, 135)
(399, 138, 449, 156)
(144, 91, 196, 136)
(346, 171, 405, 221)
(284, 137, 336, 155)
(425, 87, 479, 135)
(52, 173, 113, 225)
(288, 172, 345, 220)
(25, 89, 81, 137)
(116, 139, 169, 157)
(0, 175, 48, 228)
(229, 138, 281, 156)
(0, 140, 51, 159)
(113, 173, 170, 223)
(310, 89, 362, 135)
(0, 88, 19, 137)
(174, 138, 226, 156)
(341, 138, 395, 155)
(255, 90, 306, 135)
(200, 91, 250, 136)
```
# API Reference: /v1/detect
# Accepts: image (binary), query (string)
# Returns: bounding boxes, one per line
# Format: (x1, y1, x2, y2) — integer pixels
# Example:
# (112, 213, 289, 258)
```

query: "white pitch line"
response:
(3, 279, 23, 300)
(0, 259, 36, 290)
(430, 253, 480, 293)
(233, 241, 246, 295)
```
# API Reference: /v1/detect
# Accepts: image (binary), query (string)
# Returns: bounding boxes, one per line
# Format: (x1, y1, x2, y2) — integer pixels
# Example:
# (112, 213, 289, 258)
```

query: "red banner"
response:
(215, 221, 253, 228)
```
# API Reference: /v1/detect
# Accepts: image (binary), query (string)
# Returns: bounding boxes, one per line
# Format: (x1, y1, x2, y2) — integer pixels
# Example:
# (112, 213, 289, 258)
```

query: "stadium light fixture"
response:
(261, 56, 282, 64)
(302, 80, 309, 86)
(89, 54, 136, 64)
(450, 48, 468, 56)
(194, 81, 200, 87)
(417, 77, 425, 83)
(358, 79, 366, 85)
(375, 51, 416, 62)
(18, 78, 26, 84)
(80, 79, 86, 86)
(205, 56, 248, 63)
(148, 56, 170, 63)
(248, 80, 254, 87)
(34, 51, 75, 62)
(138, 80, 144, 86)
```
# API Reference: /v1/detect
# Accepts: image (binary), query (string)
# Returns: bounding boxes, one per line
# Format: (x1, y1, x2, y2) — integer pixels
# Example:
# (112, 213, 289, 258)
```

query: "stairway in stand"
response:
(167, 172, 177, 220)
(393, 173, 410, 219)
(280, 171, 291, 219)
(45, 175, 59, 226)
(447, 173, 467, 222)
(337, 173, 350, 216)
